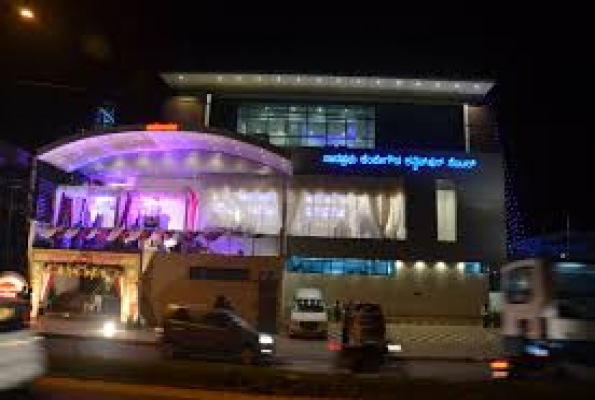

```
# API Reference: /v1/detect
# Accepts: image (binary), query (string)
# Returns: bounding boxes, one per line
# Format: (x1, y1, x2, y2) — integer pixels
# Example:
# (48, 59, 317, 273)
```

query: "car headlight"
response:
(259, 334, 274, 345)
(387, 343, 402, 353)
(102, 321, 117, 338)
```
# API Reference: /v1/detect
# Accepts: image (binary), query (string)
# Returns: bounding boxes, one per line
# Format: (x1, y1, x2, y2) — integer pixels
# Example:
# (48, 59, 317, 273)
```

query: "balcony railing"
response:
(32, 224, 280, 256)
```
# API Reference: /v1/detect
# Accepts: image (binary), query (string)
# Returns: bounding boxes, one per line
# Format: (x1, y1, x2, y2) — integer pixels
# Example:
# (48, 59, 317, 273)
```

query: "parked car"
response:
(161, 305, 275, 365)
(0, 298, 46, 394)
(288, 288, 328, 339)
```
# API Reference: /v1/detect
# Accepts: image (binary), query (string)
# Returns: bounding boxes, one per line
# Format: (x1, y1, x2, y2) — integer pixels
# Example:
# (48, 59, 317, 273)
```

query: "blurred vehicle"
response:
(0, 298, 46, 394)
(288, 288, 328, 338)
(495, 258, 595, 378)
(337, 302, 388, 372)
(161, 305, 274, 365)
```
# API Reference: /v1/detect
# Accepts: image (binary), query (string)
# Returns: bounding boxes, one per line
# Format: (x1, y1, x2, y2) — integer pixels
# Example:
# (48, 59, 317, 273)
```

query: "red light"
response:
(145, 123, 178, 131)
(327, 339, 342, 351)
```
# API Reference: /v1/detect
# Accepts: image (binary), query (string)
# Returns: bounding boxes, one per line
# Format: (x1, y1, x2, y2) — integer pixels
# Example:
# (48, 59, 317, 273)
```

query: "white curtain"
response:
(198, 182, 282, 235)
(436, 189, 457, 242)
(288, 189, 404, 239)
(385, 192, 406, 239)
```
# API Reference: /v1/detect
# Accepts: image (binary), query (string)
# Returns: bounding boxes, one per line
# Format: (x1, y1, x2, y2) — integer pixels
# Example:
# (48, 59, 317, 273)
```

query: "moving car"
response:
(288, 288, 328, 338)
(0, 298, 46, 394)
(161, 305, 275, 365)
(338, 302, 388, 372)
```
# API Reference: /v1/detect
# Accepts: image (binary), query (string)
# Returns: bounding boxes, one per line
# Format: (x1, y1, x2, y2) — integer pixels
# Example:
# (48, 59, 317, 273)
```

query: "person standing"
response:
(332, 300, 342, 323)
(481, 303, 490, 328)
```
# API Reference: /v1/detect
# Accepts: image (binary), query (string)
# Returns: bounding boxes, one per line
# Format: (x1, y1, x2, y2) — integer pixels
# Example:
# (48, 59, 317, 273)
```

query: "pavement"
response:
(31, 377, 301, 399)
(386, 324, 502, 361)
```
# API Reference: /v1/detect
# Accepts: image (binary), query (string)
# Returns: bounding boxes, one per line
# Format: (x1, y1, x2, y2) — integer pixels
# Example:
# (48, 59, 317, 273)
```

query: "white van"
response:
(288, 288, 328, 338)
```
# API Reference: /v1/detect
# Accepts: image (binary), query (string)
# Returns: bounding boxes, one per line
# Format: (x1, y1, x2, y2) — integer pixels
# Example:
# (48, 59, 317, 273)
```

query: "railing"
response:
(32, 225, 280, 256)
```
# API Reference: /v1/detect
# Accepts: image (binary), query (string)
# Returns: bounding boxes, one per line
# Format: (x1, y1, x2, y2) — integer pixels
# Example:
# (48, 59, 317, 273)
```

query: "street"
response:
(41, 335, 490, 381)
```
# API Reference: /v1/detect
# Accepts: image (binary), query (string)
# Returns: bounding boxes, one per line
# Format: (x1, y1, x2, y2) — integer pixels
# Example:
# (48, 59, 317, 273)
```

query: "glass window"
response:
(286, 257, 395, 276)
(246, 118, 267, 135)
(289, 189, 405, 240)
(170, 307, 192, 322)
(553, 262, 595, 299)
(202, 312, 231, 328)
(236, 103, 375, 149)
(503, 266, 533, 304)
(436, 180, 457, 242)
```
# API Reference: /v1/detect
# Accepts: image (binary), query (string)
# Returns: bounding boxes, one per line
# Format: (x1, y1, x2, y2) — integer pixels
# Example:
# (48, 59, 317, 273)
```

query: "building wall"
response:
(143, 253, 283, 328)
(282, 265, 488, 323)
(289, 150, 507, 264)
(163, 96, 205, 129)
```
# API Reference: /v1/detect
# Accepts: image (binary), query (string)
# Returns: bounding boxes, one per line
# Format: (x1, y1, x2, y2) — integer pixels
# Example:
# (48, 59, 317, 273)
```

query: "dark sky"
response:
(0, 1, 592, 235)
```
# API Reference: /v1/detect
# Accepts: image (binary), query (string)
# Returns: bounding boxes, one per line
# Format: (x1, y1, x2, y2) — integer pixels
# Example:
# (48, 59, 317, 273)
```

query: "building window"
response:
(436, 180, 457, 242)
(286, 257, 394, 276)
(502, 266, 533, 304)
(288, 188, 406, 239)
(237, 104, 375, 149)
(189, 267, 250, 281)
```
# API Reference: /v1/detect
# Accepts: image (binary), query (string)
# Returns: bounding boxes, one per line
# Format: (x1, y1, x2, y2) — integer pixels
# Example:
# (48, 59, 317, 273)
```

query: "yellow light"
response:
(145, 123, 178, 131)
(490, 360, 510, 370)
(19, 7, 35, 20)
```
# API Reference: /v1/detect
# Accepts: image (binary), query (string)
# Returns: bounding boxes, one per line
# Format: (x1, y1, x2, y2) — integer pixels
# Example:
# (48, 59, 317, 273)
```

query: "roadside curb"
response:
(392, 356, 492, 363)
(36, 376, 314, 400)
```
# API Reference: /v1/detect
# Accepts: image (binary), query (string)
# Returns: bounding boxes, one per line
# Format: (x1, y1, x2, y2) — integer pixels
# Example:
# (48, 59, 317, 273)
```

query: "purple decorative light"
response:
(38, 130, 292, 176)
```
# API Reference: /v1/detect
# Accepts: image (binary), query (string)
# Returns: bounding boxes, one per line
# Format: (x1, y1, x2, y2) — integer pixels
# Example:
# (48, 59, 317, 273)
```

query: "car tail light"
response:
(490, 359, 511, 379)
(328, 339, 342, 351)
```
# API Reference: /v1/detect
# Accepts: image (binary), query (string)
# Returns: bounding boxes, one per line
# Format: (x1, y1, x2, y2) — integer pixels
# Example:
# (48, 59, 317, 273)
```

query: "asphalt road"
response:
(42, 335, 491, 381)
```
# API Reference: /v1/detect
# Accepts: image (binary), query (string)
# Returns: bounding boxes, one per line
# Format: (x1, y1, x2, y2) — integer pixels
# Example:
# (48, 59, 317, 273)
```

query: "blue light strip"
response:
(322, 153, 478, 171)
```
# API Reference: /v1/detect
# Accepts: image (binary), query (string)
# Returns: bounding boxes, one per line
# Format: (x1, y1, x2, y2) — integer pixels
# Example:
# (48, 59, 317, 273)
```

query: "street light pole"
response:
(6, 187, 14, 268)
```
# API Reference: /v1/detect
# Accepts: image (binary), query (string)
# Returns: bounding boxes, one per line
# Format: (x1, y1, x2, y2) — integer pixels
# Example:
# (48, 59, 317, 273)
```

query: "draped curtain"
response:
(437, 189, 456, 241)
(197, 177, 282, 235)
(288, 187, 405, 239)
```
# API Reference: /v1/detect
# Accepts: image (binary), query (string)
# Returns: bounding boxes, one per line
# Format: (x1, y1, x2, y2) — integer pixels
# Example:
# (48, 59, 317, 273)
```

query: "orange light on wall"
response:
(145, 123, 179, 131)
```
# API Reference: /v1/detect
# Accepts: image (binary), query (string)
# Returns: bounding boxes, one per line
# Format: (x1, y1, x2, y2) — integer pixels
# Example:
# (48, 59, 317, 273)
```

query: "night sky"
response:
(0, 1, 592, 235)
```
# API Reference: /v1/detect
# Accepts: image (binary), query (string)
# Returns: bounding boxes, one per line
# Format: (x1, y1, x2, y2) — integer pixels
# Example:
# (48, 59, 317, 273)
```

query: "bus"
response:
(500, 258, 595, 368)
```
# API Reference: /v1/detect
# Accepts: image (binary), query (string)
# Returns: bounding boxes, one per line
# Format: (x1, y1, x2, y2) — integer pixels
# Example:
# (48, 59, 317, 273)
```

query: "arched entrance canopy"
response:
(37, 128, 293, 177)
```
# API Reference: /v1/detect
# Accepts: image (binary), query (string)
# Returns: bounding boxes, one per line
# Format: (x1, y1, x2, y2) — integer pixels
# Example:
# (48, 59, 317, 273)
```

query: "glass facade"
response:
(287, 257, 485, 277)
(287, 257, 394, 276)
(237, 104, 375, 148)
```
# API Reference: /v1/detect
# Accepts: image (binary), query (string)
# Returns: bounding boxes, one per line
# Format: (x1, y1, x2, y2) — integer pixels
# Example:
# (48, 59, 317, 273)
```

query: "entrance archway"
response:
(30, 250, 140, 323)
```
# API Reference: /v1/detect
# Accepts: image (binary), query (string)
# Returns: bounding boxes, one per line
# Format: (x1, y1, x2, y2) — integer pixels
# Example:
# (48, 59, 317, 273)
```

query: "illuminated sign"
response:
(145, 123, 179, 131)
(322, 153, 478, 171)
(0, 272, 26, 299)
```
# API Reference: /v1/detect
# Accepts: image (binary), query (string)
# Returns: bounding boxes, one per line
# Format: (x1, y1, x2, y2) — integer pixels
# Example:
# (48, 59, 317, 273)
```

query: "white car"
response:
(0, 299, 46, 394)
(289, 288, 328, 338)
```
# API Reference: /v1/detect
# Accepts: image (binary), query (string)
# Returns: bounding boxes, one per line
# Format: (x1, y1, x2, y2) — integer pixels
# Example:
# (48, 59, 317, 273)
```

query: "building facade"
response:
(28, 73, 504, 330)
